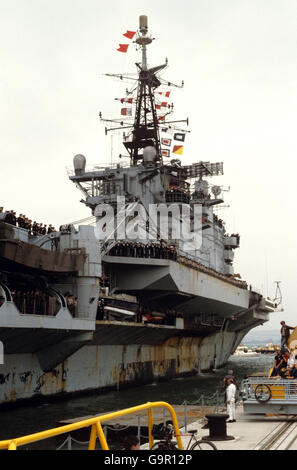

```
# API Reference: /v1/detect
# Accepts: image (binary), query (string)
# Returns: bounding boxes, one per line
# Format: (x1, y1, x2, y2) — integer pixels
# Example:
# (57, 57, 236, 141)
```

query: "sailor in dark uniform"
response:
(125, 242, 131, 257)
(17, 214, 25, 228)
(4, 211, 14, 225)
(136, 242, 144, 258)
(130, 242, 135, 257)
(146, 243, 150, 258)
(12, 211, 17, 225)
(155, 243, 160, 258)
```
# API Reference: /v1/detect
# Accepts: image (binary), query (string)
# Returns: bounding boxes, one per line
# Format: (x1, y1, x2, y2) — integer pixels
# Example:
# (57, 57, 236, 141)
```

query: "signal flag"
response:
(123, 30, 136, 39)
(173, 145, 184, 155)
(121, 108, 132, 116)
(161, 137, 171, 147)
(117, 44, 129, 53)
(173, 133, 185, 142)
(161, 149, 170, 157)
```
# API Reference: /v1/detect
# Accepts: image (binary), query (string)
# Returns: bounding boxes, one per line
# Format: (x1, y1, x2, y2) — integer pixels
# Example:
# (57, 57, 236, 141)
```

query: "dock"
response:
(56, 404, 297, 450)
(141, 405, 297, 451)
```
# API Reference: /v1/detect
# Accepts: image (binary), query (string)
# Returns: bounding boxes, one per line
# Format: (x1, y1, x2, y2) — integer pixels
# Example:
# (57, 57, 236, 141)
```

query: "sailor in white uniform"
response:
(226, 378, 236, 423)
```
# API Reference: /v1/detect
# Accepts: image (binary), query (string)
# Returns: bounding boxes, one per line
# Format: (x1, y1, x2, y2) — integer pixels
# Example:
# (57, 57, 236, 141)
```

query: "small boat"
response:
(233, 345, 260, 357)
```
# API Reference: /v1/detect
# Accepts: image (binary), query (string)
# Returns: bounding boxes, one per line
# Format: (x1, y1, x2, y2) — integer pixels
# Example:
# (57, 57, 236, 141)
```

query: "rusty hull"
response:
(0, 329, 244, 406)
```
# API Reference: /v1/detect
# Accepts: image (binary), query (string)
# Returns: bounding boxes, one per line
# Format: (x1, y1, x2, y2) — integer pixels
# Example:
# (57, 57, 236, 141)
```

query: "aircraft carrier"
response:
(0, 16, 275, 405)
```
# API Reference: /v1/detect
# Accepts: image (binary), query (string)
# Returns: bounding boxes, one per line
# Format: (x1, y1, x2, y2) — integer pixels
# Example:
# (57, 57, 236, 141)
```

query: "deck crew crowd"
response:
(10, 289, 59, 316)
(108, 241, 247, 289)
(63, 293, 78, 315)
(271, 347, 297, 378)
(108, 241, 177, 260)
(0, 287, 79, 317)
(108, 240, 247, 289)
(0, 207, 56, 235)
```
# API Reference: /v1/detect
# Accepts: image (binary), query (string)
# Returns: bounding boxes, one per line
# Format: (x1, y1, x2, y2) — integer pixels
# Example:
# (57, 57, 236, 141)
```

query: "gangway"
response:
(241, 377, 297, 415)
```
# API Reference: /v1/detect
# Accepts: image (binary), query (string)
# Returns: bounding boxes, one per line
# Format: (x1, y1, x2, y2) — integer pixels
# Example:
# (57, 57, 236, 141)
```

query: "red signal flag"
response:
(117, 44, 129, 53)
(121, 108, 132, 116)
(158, 91, 171, 97)
(121, 98, 133, 104)
(161, 138, 171, 146)
(123, 30, 136, 40)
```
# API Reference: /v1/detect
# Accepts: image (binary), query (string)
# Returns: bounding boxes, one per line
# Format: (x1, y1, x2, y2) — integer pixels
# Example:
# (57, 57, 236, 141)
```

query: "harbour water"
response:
(0, 354, 274, 449)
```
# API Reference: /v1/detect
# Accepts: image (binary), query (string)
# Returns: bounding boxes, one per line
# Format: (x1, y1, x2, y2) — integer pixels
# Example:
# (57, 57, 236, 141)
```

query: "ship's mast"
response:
(124, 15, 166, 165)
(100, 15, 187, 167)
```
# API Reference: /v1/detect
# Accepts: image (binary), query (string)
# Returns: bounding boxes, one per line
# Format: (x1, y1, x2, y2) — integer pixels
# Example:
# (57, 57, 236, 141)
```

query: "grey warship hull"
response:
(0, 234, 273, 405)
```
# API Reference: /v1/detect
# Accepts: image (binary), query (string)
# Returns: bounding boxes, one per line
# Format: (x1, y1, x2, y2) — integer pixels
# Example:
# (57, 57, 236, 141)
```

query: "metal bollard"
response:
(203, 414, 234, 441)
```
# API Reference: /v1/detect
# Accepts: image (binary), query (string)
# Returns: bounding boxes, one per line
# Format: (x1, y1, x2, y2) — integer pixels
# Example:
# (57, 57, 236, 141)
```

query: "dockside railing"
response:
(0, 401, 183, 451)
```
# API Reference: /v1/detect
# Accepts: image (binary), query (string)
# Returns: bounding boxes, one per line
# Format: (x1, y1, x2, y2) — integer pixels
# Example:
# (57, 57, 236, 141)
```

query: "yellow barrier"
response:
(0, 401, 183, 451)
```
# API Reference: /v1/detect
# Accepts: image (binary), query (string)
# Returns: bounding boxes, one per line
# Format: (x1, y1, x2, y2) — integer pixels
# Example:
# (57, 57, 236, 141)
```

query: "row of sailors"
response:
(0, 207, 56, 235)
(108, 241, 177, 260)
(64, 293, 78, 315)
(178, 254, 248, 289)
(213, 213, 224, 228)
(10, 289, 59, 316)
(108, 242, 246, 288)
(5, 289, 78, 316)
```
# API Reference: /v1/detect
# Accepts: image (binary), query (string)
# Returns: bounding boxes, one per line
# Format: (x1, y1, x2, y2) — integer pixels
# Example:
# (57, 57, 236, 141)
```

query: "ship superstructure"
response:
(0, 16, 275, 405)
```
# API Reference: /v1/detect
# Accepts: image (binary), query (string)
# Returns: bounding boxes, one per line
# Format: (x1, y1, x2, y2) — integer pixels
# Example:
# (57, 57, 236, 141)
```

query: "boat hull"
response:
(0, 329, 244, 405)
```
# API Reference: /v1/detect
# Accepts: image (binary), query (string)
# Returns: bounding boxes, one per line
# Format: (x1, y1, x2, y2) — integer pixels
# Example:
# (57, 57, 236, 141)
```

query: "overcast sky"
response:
(1, 0, 296, 330)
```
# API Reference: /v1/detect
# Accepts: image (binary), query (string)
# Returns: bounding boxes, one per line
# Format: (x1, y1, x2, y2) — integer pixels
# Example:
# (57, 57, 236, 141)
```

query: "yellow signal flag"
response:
(173, 145, 184, 155)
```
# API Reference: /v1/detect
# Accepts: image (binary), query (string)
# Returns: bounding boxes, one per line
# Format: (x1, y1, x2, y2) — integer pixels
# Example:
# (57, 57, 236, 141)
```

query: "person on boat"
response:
(271, 350, 284, 376)
(280, 365, 292, 378)
(293, 345, 297, 360)
(273, 351, 290, 377)
(226, 378, 236, 423)
(288, 362, 297, 379)
(280, 321, 295, 353)
(288, 349, 296, 368)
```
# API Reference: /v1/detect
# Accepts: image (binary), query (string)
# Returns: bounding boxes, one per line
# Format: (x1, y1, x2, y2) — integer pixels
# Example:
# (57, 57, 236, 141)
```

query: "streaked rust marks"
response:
(0, 331, 234, 405)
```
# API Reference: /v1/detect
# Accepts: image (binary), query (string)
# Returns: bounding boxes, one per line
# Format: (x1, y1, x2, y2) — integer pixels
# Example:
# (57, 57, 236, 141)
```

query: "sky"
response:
(0, 0, 296, 329)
